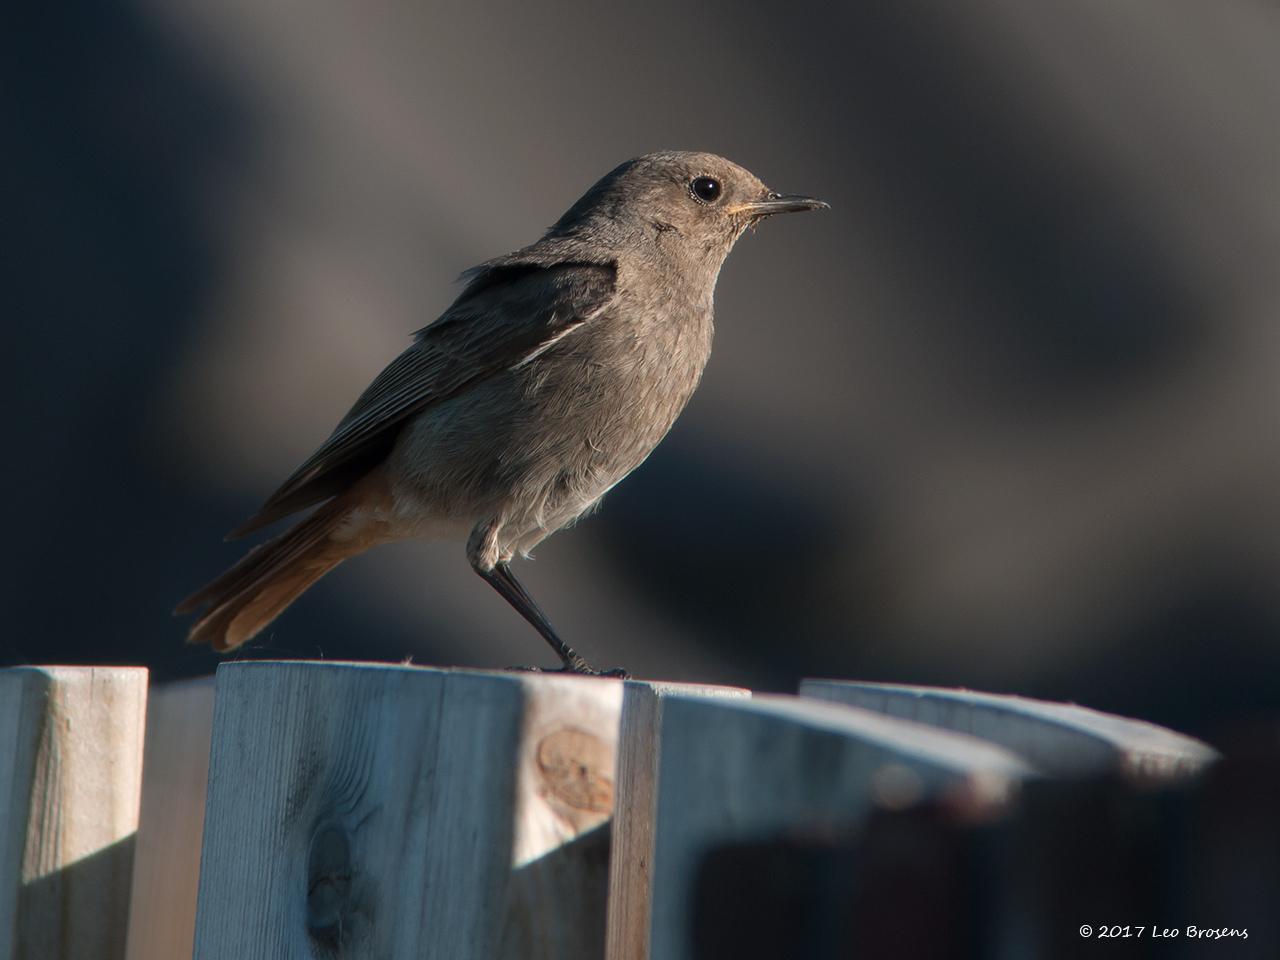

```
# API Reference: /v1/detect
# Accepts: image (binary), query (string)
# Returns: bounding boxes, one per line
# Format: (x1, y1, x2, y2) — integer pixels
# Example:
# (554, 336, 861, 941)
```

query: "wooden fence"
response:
(3, 661, 1268, 958)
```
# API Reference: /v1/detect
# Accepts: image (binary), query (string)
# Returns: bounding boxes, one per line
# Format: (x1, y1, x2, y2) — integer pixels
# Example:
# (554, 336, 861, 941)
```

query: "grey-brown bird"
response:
(177, 151, 827, 674)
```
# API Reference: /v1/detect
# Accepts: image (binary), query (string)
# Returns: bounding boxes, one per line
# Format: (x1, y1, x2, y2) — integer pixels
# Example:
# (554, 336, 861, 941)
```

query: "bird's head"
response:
(549, 151, 827, 271)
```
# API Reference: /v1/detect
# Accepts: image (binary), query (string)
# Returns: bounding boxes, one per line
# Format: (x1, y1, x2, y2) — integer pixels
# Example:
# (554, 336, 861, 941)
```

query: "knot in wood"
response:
(536, 727, 613, 813)
(306, 821, 353, 946)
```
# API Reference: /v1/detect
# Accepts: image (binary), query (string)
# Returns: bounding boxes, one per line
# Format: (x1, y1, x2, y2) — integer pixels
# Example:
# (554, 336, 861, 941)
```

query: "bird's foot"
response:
(504, 661, 630, 679)
(586, 665, 631, 679)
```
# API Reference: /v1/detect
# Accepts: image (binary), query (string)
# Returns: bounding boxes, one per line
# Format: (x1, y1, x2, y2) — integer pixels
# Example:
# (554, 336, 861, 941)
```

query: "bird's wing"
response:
(227, 260, 617, 537)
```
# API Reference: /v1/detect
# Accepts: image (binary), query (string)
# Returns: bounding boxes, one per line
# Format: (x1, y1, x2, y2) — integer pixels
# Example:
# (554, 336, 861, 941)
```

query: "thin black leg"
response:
(476, 562, 624, 676)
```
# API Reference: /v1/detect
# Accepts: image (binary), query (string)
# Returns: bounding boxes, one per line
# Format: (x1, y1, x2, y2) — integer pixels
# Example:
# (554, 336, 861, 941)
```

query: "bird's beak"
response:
(731, 193, 830, 217)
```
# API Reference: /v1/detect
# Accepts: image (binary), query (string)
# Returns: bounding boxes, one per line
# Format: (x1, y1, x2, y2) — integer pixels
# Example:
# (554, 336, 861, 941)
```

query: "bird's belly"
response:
(387, 323, 710, 549)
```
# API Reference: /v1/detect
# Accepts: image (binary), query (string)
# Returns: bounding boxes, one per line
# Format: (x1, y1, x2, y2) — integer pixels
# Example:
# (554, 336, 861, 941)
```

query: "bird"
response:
(176, 151, 827, 674)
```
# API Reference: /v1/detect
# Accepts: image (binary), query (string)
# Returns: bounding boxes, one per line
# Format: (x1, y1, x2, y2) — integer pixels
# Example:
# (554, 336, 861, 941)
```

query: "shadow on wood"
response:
(691, 810, 973, 960)
(499, 822, 611, 960)
(645, 694, 1030, 960)
(691, 752, 1276, 958)
(17, 836, 137, 960)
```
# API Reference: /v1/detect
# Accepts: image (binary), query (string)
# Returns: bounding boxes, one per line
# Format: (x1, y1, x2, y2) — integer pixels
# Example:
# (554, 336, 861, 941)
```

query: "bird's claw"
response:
(504, 662, 630, 679)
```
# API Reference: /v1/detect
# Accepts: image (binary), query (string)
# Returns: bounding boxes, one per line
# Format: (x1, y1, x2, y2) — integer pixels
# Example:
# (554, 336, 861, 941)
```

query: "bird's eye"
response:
(690, 176, 722, 204)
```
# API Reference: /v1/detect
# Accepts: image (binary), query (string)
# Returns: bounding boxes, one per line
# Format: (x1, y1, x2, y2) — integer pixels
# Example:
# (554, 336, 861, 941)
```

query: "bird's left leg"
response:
(467, 521, 626, 677)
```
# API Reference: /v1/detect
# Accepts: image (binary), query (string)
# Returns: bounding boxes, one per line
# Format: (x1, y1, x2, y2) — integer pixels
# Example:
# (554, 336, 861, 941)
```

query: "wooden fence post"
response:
(604, 682, 749, 960)
(191, 662, 621, 960)
(800, 680, 1217, 781)
(0, 667, 148, 960)
(125, 677, 216, 960)
(641, 694, 1032, 960)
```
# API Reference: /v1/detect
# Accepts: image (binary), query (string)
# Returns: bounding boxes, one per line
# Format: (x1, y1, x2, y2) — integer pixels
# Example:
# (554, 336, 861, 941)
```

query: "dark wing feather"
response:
(227, 261, 616, 538)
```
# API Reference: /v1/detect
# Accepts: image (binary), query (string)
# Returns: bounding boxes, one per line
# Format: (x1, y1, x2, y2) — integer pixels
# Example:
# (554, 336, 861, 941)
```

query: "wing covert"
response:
(227, 260, 616, 537)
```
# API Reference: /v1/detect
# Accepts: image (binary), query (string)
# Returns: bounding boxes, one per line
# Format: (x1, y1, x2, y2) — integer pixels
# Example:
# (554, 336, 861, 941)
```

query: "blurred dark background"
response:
(6, 0, 1278, 744)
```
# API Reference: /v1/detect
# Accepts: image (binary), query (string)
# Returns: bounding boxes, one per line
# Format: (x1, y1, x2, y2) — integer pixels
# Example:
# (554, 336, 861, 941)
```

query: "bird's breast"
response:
(540, 291, 714, 459)
(386, 291, 716, 543)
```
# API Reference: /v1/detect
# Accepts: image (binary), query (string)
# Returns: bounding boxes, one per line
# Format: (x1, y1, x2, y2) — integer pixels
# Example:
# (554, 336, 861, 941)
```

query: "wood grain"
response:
(604, 681, 748, 960)
(191, 662, 621, 960)
(800, 680, 1217, 781)
(646, 693, 1032, 960)
(0, 666, 148, 960)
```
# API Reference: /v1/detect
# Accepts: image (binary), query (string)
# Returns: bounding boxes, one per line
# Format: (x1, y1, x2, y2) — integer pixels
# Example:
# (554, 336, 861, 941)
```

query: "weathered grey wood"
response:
(800, 680, 1217, 781)
(604, 682, 749, 960)
(125, 677, 215, 960)
(647, 694, 1032, 960)
(191, 661, 621, 960)
(0, 667, 148, 960)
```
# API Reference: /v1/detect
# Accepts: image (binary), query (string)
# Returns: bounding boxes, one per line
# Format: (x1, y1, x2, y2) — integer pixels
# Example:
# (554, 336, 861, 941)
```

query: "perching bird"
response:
(176, 151, 827, 674)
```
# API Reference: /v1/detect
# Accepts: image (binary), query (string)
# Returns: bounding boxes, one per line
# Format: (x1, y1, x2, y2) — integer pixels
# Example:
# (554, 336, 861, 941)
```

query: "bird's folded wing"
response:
(227, 261, 617, 538)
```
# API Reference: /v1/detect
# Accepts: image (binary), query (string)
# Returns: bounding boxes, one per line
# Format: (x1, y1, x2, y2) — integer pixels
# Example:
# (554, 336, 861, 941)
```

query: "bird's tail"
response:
(175, 497, 363, 652)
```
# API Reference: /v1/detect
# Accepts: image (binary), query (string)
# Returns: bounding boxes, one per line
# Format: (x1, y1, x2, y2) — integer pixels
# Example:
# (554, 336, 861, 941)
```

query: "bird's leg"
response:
(474, 561, 627, 677)
(479, 562, 585, 670)
(467, 521, 626, 677)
